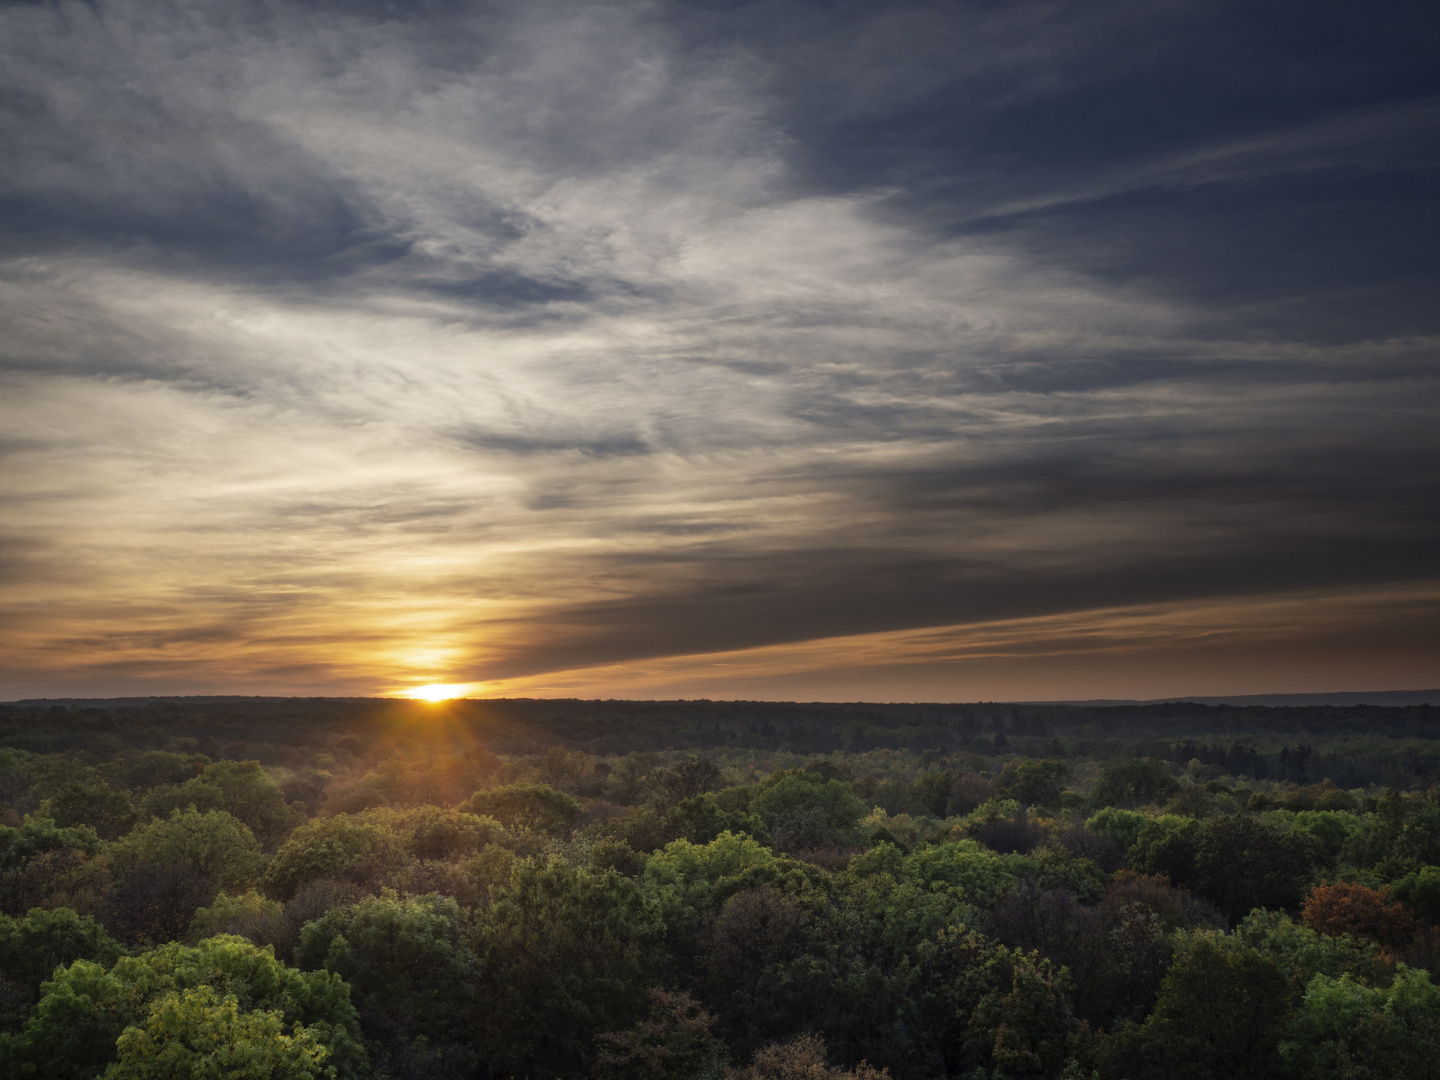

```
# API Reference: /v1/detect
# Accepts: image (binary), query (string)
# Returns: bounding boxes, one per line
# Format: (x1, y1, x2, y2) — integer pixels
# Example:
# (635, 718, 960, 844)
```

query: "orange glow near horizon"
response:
(401, 683, 479, 702)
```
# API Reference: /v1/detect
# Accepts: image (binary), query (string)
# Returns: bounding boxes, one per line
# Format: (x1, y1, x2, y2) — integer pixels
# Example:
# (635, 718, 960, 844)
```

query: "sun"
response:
(403, 683, 476, 702)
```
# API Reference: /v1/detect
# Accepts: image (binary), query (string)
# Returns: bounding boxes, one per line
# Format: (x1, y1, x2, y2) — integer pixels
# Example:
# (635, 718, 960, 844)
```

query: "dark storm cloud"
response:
(0, 0, 1436, 697)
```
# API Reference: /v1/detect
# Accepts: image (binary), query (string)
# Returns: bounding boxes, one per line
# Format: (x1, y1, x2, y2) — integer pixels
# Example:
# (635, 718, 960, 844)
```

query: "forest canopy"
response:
(0, 696, 1438, 1079)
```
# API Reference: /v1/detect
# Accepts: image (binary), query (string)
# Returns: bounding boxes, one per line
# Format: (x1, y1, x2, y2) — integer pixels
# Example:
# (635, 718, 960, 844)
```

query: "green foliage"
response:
(1012, 845, 1109, 905)
(901, 840, 1019, 907)
(139, 782, 227, 820)
(673, 794, 773, 846)
(1392, 864, 1440, 924)
(1393, 801, 1440, 872)
(103, 985, 332, 1079)
(1231, 909, 1393, 987)
(998, 758, 1070, 809)
(295, 892, 480, 1074)
(908, 769, 956, 818)
(475, 857, 667, 1079)
(0, 935, 366, 1080)
(750, 773, 866, 852)
(123, 752, 200, 791)
(0, 906, 122, 996)
(1127, 814, 1200, 885)
(1091, 759, 1179, 809)
(1282, 967, 1440, 1079)
(0, 816, 102, 874)
(9, 699, 1440, 1079)
(915, 926, 1077, 1078)
(41, 773, 137, 841)
(0, 817, 108, 915)
(264, 806, 504, 900)
(847, 841, 906, 879)
(465, 782, 583, 836)
(189, 891, 288, 950)
(112, 809, 263, 892)
(1097, 931, 1293, 1080)
(1191, 815, 1318, 922)
(590, 837, 646, 876)
(138, 762, 304, 846)
(1289, 810, 1363, 868)
(1086, 807, 1147, 853)
(645, 831, 778, 940)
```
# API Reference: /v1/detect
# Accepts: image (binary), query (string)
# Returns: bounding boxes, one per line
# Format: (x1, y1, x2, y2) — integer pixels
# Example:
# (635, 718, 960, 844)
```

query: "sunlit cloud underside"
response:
(468, 584, 1440, 702)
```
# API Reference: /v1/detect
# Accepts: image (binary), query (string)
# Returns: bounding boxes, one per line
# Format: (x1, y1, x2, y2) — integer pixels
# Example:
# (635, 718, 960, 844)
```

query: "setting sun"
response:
(404, 683, 477, 702)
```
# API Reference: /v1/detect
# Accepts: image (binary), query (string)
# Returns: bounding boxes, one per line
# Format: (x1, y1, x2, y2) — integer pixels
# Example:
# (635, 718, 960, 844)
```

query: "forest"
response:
(1, 695, 1438, 1079)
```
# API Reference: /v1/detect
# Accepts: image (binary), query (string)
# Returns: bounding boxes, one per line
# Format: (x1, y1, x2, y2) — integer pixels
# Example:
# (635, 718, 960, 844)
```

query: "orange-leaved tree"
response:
(1302, 880, 1417, 949)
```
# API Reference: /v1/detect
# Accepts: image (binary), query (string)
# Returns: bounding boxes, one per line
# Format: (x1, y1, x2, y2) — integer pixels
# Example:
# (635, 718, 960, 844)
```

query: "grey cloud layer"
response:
(0, 0, 1436, 693)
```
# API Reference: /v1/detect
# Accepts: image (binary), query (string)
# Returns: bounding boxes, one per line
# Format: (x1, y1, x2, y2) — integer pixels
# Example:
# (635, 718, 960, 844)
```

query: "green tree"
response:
(750, 773, 866, 852)
(189, 891, 289, 953)
(1231, 909, 1392, 988)
(0, 907, 122, 1031)
(138, 782, 226, 821)
(474, 857, 666, 1079)
(265, 805, 510, 901)
(197, 761, 306, 846)
(1393, 865, 1440, 924)
(1097, 932, 1293, 1080)
(139, 762, 303, 847)
(1289, 810, 1362, 870)
(911, 926, 1076, 1079)
(0, 817, 109, 916)
(908, 770, 955, 819)
(1393, 802, 1440, 872)
(122, 752, 199, 792)
(0, 906, 121, 996)
(464, 783, 583, 836)
(998, 759, 1070, 810)
(1282, 967, 1440, 1079)
(1085, 807, 1148, 854)
(295, 892, 480, 1076)
(1191, 815, 1316, 922)
(41, 774, 136, 841)
(1091, 760, 1178, 809)
(262, 814, 406, 901)
(0, 936, 366, 1080)
(644, 832, 778, 947)
(112, 808, 263, 893)
(1127, 815, 1200, 887)
(902, 839, 1021, 907)
(672, 794, 772, 847)
(103, 985, 331, 1079)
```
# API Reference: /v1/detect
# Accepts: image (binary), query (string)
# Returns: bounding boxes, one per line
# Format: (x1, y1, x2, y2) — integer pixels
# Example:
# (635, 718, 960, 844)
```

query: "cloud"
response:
(479, 582, 1440, 702)
(0, 0, 1437, 698)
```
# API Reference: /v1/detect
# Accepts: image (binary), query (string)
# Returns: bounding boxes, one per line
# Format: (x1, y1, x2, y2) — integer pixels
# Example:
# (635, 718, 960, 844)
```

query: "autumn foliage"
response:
(723, 1035, 891, 1080)
(1302, 880, 1417, 949)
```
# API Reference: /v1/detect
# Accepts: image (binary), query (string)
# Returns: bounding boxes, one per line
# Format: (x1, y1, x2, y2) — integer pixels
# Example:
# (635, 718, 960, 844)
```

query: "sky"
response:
(1, 0, 1438, 702)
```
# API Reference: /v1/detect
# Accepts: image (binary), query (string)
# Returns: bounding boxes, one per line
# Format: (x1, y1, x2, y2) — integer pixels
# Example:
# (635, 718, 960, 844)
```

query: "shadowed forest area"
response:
(2, 696, 1439, 1079)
